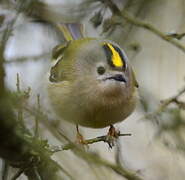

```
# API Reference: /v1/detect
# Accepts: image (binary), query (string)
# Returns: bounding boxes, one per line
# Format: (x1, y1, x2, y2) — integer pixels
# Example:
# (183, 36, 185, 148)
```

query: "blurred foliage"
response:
(1, 0, 185, 179)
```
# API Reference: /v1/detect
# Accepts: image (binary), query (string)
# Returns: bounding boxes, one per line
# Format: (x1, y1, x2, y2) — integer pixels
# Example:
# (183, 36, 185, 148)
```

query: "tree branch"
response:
(53, 132, 143, 180)
(141, 85, 185, 120)
(103, 0, 185, 53)
(0, 1, 72, 179)
(23, 106, 142, 180)
(0, 99, 62, 179)
(51, 133, 132, 152)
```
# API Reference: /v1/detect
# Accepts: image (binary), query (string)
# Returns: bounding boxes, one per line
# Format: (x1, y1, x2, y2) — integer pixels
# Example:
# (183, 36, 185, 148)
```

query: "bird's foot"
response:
(75, 131, 87, 145)
(75, 125, 88, 148)
(105, 125, 120, 148)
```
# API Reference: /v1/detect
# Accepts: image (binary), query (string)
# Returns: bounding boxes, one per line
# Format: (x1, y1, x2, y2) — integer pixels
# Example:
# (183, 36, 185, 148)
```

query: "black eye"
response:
(97, 66, 106, 75)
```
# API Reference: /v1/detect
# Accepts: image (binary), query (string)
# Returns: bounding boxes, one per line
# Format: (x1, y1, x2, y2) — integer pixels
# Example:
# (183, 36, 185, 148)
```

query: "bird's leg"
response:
(75, 124, 87, 145)
(106, 124, 120, 148)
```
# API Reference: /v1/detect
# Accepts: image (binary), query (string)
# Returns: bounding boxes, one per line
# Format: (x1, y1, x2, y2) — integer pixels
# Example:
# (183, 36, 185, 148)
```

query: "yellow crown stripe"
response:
(106, 43, 123, 67)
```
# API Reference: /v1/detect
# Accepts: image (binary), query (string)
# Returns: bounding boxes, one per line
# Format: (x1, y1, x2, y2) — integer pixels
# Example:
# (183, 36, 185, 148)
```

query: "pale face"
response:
(73, 40, 133, 103)
(96, 69, 128, 97)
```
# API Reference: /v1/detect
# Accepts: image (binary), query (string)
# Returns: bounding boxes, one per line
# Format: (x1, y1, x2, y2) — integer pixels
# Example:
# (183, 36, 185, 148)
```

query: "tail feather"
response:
(56, 23, 84, 41)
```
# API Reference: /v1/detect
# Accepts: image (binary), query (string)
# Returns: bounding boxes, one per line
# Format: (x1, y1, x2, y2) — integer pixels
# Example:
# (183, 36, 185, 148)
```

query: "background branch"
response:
(142, 85, 185, 120)
(102, 0, 185, 53)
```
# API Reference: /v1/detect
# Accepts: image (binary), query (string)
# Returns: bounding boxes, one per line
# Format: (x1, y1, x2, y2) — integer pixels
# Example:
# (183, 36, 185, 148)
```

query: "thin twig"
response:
(166, 32, 185, 40)
(115, 140, 123, 166)
(173, 99, 185, 110)
(52, 131, 143, 180)
(51, 133, 131, 152)
(2, 161, 9, 180)
(23, 104, 141, 180)
(91, 155, 142, 180)
(141, 85, 185, 120)
(16, 73, 25, 127)
(103, 0, 185, 53)
(24, 104, 132, 150)
(16, 73, 20, 92)
(56, 164, 75, 180)
(33, 167, 42, 180)
(11, 169, 24, 180)
(34, 94, 40, 138)
(4, 53, 50, 64)
(74, 142, 143, 180)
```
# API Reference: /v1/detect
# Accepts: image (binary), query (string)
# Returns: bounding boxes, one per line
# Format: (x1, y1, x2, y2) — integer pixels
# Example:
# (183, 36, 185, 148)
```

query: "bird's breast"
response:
(48, 81, 137, 129)
(76, 91, 137, 128)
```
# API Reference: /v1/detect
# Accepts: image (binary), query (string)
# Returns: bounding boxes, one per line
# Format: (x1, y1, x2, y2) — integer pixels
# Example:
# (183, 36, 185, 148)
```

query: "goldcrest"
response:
(48, 38, 138, 128)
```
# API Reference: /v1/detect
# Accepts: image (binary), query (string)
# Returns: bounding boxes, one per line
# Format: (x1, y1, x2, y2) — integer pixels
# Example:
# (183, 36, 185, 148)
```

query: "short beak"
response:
(105, 74, 127, 83)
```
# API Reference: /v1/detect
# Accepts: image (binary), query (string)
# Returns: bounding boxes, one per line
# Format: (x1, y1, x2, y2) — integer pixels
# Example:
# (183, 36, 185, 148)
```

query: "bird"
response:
(47, 24, 139, 146)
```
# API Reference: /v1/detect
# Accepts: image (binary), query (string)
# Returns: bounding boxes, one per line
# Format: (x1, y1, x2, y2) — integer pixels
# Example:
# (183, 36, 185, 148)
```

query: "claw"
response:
(75, 125, 88, 148)
(106, 125, 120, 148)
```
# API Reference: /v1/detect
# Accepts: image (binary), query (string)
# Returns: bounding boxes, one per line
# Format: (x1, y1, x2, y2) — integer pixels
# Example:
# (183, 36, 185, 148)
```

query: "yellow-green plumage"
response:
(48, 38, 138, 128)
